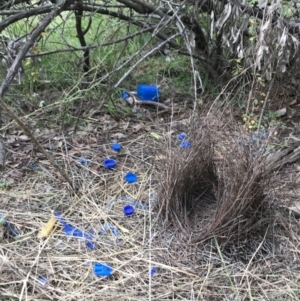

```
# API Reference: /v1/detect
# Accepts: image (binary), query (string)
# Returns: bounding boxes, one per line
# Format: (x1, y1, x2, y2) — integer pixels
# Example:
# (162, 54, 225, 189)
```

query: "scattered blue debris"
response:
(94, 263, 112, 277)
(54, 212, 95, 250)
(78, 158, 91, 165)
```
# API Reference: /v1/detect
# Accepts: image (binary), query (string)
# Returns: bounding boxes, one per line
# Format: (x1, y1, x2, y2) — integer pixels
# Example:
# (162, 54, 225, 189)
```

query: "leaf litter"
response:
(0, 106, 300, 300)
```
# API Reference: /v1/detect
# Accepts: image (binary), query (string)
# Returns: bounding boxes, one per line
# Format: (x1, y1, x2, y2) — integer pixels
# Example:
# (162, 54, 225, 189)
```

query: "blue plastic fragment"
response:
(78, 158, 91, 165)
(94, 263, 112, 277)
(112, 143, 122, 152)
(123, 204, 135, 216)
(29, 162, 38, 169)
(38, 276, 48, 286)
(121, 91, 130, 99)
(104, 158, 116, 169)
(125, 172, 138, 183)
(150, 267, 157, 277)
(0, 215, 19, 236)
(181, 141, 191, 148)
(54, 212, 95, 250)
(100, 222, 119, 237)
(177, 133, 187, 141)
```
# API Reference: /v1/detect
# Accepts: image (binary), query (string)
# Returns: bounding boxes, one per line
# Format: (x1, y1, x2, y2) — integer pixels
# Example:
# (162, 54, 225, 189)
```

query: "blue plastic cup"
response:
(137, 85, 160, 101)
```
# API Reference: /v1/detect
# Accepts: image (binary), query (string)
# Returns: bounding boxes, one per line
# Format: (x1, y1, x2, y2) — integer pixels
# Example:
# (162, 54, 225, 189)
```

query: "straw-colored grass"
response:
(0, 113, 300, 301)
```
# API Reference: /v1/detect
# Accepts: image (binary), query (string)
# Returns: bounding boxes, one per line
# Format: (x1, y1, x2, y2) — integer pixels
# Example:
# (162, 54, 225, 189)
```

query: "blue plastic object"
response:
(38, 276, 48, 286)
(177, 133, 187, 141)
(137, 85, 160, 101)
(124, 172, 138, 183)
(100, 222, 119, 237)
(112, 143, 122, 152)
(181, 141, 191, 148)
(150, 267, 157, 277)
(78, 158, 91, 165)
(0, 215, 19, 236)
(54, 212, 95, 250)
(123, 204, 135, 216)
(104, 159, 116, 169)
(121, 91, 130, 99)
(94, 263, 112, 277)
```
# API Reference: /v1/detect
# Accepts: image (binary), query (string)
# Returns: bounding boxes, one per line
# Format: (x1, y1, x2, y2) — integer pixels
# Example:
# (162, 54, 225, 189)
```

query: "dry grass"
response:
(0, 113, 300, 300)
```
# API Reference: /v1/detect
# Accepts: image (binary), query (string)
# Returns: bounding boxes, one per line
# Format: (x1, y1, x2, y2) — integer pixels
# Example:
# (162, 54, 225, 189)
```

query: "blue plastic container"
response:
(94, 263, 112, 277)
(137, 85, 160, 101)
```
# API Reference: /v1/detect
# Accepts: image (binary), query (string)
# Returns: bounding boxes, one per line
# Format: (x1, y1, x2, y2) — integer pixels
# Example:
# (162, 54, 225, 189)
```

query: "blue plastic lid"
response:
(125, 172, 138, 183)
(123, 204, 135, 216)
(181, 141, 191, 148)
(94, 263, 112, 277)
(104, 159, 116, 169)
(112, 143, 122, 152)
(177, 133, 187, 141)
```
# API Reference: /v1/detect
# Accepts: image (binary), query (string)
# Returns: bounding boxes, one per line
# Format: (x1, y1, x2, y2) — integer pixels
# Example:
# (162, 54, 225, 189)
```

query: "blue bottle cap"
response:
(124, 172, 138, 183)
(177, 133, 187, 141)
(94, 263, 112, 277)
(112, 143, 122, 152)
(181, 141, 191, 148)
(104, 159, 116, 169)
(123, 204, 135, 216)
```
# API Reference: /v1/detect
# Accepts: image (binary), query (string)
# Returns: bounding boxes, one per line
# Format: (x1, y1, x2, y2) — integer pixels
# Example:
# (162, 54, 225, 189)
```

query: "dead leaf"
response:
(289, 99, 297, 106)
(150, 132, 161, 139)
(111, 133, 127, 139)
(19, 135, 30, 142)
(37, 216, 57, 238)
(276, 108, 286, 117)
(132, 123, 144, 133)
(8, 170, 23, 179)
